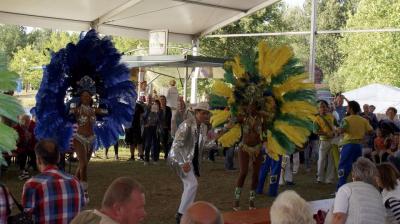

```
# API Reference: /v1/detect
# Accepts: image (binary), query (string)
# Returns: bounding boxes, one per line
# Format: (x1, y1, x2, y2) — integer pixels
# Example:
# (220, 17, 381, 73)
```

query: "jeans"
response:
(224, 147, 235, 170)
(337, 143, 362, 190)
(256, 155, 282, 196)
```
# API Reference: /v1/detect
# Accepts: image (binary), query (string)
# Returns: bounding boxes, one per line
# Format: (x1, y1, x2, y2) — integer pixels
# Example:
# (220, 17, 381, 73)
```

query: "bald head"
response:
(181, 201, 223, 224)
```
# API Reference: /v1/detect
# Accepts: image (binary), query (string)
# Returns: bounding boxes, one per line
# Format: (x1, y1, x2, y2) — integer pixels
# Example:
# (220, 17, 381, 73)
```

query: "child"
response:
(372, 128, 390, 164)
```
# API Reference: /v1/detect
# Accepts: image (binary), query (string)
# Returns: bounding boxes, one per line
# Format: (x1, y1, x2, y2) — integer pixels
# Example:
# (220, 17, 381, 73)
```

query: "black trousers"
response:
(161, 128, 171, 159)
(143, 126, 160, 162)
(17, 152, 27, 171)
(105, 142, 119, 156)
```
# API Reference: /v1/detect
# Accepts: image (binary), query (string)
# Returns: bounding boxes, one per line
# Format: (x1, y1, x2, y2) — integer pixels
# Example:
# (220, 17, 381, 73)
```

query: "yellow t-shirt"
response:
(313, 114, 336, 140)
(341, 115, 372, 144)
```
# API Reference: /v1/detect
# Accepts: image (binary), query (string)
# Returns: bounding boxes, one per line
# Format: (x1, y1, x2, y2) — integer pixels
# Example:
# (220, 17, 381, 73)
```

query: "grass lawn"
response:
(1, 147, 336, 224)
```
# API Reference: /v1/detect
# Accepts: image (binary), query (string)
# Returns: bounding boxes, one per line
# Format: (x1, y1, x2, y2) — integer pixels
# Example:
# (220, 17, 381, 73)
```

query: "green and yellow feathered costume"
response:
(210, 41, 317, 160)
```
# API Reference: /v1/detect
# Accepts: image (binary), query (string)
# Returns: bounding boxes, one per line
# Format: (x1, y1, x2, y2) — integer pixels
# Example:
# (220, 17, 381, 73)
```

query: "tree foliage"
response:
(332, 0, 400, 91)
(199, 2, 288, 58)
(8, 45, 47, 90)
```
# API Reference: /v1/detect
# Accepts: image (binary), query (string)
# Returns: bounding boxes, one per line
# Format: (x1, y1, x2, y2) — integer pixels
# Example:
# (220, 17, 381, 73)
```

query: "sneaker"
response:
(84, 190, 90, 204)
(175, 213, 182, 224)
(249, 200, 256, 210)
(233, 200, 240, 211)
(18, 174, 30, 180)
(286, 181, 295, 186)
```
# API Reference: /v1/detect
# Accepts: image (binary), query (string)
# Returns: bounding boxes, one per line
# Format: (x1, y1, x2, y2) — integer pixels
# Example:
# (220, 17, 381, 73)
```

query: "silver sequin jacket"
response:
(168, 116, 213, 177)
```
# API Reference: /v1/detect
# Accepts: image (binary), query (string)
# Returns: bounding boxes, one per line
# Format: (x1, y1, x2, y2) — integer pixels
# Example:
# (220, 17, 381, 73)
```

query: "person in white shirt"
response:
(331, 157, 385, 224)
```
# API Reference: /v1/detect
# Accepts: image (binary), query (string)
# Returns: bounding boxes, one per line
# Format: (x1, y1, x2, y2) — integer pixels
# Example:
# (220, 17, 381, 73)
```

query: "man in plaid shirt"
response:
(22, 139, 85, 223)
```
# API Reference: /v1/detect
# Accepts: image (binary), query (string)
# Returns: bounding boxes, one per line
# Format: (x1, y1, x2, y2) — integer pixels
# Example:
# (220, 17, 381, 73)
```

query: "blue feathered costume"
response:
(33, 30, 136, 151)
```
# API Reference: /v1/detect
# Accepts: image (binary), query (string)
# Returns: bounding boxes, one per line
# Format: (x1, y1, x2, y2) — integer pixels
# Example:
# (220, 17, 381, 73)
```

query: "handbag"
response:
(1, 184, 33, 224)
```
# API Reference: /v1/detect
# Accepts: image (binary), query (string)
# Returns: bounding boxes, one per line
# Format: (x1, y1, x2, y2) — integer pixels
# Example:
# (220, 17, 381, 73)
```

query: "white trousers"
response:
(292, 152, 300, 173)
(317, 140, 335, 183)
(178, 169, 198, 214)
(279, 155, 293, 184)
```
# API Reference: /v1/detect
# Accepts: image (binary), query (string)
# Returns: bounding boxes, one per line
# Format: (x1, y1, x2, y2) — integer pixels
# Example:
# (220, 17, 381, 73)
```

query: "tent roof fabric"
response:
(0, 0, 280, 43)
(343, 83, 400, 114)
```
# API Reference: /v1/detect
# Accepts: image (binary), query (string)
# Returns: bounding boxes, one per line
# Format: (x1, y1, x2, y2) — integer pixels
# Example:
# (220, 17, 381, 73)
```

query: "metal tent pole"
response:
(190, 38, 199, 104)
(184, 66, 188, 102)
(309, 0, 318, 82)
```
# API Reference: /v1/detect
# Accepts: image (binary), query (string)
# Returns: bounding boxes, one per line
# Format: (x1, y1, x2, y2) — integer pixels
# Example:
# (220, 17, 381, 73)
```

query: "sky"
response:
(284, 0, 305, 7)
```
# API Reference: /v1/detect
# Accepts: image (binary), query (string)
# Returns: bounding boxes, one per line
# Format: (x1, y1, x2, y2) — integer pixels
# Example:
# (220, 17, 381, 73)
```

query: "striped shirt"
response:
(0, 184, 12, 223)
(382, 181, 400, 223)
(22, 166, 85, 224)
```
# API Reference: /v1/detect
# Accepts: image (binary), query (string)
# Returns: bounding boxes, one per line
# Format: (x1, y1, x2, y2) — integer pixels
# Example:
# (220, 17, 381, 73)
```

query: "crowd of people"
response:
(2, 89, 400, 224)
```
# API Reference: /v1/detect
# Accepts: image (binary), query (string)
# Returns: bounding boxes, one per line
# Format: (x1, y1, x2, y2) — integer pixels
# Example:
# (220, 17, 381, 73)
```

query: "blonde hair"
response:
(270, 190, 315, 224)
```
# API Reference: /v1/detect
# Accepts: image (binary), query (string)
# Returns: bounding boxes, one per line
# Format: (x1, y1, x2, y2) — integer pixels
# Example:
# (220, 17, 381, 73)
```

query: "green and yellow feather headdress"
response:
(210, 41, 317, 160)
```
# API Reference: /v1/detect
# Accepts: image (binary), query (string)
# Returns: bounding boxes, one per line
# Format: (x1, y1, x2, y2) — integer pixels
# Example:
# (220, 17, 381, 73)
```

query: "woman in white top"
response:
(331, 157, 385, 224)
(377, 163, 400, 224)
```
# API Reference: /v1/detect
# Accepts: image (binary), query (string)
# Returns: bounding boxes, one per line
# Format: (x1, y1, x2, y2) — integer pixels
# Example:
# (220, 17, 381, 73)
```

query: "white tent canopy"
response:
(0, 0, 279, 43)
(343, 83, 400, 114)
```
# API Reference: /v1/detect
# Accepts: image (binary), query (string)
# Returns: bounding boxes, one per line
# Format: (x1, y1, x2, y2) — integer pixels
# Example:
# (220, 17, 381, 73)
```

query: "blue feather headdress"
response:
(33, 29, 137, 151)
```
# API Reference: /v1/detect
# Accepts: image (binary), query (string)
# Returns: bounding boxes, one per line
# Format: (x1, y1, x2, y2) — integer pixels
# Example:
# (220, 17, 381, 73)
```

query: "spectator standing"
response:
(159, 95, 172, 159)
(105, 142, 119, 160)
(361, 104, 378, 129)
(334, 94, 348, 124)
(125, 102, 145, 161)
(331, 158, 385, 224)
(337, 101, 372, 190)
(14, 114, 36, 180)
(71, 176, 146, 224)
(22, 139, 85, 223)
(166, 80, 179, 111)
(385, 107, 400, 132)
(168, 102, 211, 224)
(376, 163, 400, 224)
(172, 97, 189, 137)
(142, 101, 161, 164)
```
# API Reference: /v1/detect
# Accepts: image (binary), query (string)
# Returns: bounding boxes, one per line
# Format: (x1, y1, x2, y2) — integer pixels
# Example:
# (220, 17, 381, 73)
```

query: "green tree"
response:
(112, 36, 147, 54)
(8, 45, 47, 90)
(200, 2, 288, 58)
(42, 31, 78, 52)
(0, 25, 27, 64)
(334, 0, 400, 91)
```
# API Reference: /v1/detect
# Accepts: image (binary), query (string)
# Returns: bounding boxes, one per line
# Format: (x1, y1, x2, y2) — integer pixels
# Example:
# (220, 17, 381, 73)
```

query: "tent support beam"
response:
(172, 0, 246, 12)
(92, 0, 143, 28)
(190, 38, 199, 104)
(184, 66, 188, 103)
(199, 0, 280, 37)
(0, 11, 90, 30)
(204, 28, 400, 38)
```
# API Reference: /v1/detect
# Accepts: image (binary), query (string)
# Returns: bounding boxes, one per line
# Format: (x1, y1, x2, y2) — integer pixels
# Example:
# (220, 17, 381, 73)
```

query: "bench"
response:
(223, 208, 270, 224)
